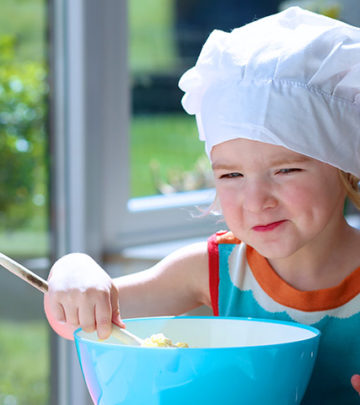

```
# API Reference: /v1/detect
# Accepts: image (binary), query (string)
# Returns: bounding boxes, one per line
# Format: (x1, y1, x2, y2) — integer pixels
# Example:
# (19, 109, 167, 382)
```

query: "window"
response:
(129, 0, 211, 199)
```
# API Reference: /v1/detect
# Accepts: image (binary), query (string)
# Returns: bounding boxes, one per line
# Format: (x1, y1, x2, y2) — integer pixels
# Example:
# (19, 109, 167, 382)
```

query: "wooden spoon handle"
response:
(110, 325, 143, 346)
(0, 252, 48, 293)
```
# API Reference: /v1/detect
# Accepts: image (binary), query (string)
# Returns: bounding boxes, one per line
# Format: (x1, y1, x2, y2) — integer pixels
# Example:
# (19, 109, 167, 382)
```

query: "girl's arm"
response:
(44, 242, 210, 340)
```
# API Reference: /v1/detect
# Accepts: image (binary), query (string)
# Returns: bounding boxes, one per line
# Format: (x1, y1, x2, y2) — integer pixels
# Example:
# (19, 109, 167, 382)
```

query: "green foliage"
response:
(0, 35, 48, 229)
(0, 0, 46, 63)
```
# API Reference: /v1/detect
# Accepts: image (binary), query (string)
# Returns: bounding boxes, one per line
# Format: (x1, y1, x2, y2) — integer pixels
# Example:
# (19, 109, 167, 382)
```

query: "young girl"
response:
(45, 7, 360, 403)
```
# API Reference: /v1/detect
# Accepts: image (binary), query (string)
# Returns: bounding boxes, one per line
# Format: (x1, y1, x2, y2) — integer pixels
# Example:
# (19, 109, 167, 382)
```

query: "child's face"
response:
(211, 138, 347, 259)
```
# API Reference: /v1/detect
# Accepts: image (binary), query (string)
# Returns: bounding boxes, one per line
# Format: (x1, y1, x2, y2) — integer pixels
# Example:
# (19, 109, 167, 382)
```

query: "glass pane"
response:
(129, 0, 209, 198)
(129, 0, 283, 198)
(0, 0, 49, 404)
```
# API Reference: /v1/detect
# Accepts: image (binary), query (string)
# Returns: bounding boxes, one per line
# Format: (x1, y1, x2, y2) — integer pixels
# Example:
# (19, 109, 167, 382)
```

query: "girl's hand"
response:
(351, 374, 360, 395)
(44, 253, 124, 340)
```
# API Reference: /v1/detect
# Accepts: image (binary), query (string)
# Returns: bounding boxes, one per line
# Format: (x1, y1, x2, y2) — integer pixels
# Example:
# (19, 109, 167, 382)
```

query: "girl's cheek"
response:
(280, 181, 314, 204)
(217, 187, 239, 209)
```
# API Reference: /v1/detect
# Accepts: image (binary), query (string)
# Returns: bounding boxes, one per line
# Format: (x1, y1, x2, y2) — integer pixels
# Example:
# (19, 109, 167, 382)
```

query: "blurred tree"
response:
(0, 35, 48, 229)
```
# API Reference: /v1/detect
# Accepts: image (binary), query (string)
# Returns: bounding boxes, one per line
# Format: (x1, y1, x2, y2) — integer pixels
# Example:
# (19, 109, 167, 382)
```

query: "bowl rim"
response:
(74, 315, 321, 350)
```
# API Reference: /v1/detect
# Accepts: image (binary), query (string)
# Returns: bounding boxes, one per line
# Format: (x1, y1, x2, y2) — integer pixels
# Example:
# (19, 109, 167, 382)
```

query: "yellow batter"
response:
(141, 333, 189, 348)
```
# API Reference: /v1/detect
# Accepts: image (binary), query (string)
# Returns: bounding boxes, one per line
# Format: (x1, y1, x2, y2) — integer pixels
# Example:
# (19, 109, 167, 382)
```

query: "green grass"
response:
(0, 320, 49, 405)
(130, 113, 209, 197)
(0, 201, 49, 257)
(0, 229, 48, 258)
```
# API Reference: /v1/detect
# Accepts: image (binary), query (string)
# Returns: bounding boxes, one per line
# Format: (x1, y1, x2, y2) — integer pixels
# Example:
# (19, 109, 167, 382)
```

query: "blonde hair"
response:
(338, 170, 360, 210)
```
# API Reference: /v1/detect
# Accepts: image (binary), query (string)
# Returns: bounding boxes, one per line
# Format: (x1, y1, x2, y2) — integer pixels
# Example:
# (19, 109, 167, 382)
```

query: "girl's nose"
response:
(242, 182, 277, 213)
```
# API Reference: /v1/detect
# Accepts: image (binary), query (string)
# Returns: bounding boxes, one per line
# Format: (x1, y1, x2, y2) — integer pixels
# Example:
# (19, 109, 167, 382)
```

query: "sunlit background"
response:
(0, 0, 358, 404)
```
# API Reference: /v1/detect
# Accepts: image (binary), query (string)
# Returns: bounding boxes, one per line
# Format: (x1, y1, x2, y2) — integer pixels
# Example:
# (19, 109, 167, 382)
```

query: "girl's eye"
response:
(277, 168, 302, 175)
(219, 172, 242, 179)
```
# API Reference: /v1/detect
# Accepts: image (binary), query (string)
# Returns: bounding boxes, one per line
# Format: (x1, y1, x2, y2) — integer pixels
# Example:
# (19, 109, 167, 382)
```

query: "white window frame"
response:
(50, 1, 105, 404)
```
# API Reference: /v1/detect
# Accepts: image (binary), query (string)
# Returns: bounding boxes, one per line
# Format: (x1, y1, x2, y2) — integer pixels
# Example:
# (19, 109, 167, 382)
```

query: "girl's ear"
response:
(338, 170, 360, 211)
(209, 194, 222, 217)
(350, 374, 360, 394)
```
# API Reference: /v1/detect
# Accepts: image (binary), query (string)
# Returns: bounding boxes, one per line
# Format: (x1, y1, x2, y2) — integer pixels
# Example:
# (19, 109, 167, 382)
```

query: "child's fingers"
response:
(78, 303, 96, 333)
(44, 293, 76, 340)
(49, 301, 66, 323)
(62, 304, 80, 326)
(94, 295, 113, 340)
(110, 288, 125, 328)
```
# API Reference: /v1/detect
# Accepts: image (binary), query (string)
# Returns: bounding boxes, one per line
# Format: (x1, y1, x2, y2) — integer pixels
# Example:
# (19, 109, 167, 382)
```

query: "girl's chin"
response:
(248, 240, 298, 260)
(255, 249, 292, 260)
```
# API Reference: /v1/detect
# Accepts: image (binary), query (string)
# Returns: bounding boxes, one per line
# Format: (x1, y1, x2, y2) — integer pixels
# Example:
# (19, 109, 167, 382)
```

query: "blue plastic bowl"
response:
(74, 316, 320, 405)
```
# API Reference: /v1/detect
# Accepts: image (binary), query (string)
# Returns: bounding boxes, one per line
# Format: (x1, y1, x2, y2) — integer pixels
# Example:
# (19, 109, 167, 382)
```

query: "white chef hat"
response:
(178, 6, 360, 177)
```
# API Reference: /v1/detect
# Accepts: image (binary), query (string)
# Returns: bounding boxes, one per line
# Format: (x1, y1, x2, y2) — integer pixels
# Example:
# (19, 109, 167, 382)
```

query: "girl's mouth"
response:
(252, 220, 286, 232)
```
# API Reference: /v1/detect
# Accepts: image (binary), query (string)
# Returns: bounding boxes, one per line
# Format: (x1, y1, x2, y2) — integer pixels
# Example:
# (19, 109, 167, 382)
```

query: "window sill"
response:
(104, 235, 207, 264)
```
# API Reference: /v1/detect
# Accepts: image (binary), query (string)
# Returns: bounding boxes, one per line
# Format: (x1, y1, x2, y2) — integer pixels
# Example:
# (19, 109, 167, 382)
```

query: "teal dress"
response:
(208, 231, 360, 404)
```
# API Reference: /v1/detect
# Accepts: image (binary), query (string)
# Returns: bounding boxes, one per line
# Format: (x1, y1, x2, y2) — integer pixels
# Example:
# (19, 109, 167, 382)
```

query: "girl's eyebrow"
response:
(211, 156, 311, 170)
(268, 156, 312, 167)
(211, 162, 237, 170)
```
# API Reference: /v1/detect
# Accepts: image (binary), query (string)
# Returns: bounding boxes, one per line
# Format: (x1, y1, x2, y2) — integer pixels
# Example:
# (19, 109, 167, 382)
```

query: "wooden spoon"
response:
(0, 252, 143, 346)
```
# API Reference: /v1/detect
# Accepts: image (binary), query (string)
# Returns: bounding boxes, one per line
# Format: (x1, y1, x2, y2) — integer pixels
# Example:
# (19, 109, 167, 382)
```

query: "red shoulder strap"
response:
(208, 233, 220, 316)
